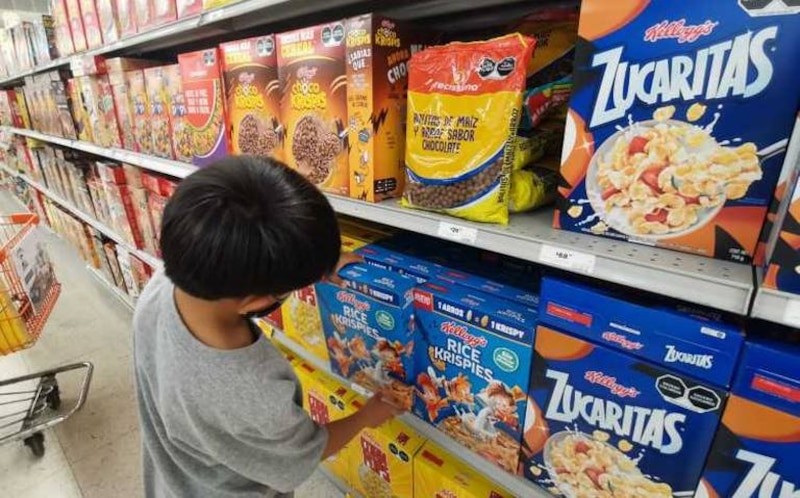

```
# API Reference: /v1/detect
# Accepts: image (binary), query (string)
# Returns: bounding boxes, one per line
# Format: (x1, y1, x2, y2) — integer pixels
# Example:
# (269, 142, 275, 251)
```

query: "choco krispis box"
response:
(523, 277, 744, 497)
(316, 263, 416, 409)
(697, 336, 800, 498)
(555, 1, 800, 263)
(412, 281, 537, 473)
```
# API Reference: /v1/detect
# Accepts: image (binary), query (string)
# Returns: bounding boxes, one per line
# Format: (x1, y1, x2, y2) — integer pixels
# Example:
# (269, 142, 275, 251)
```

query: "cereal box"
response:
(555, 1, 800, 263)
(317, 263, 416, 409)
(523, 277, 745, 496)
(80, 0, 103, 48)
(177, 0, 201, 18)
(178, 48, 230, 167)
(161, 64, 190, 162)
(52, 0, 74, 57)
(220, 35, 282, 159)
(412, 281, 537, 473)
(133, 0, 152, 32)
(143, 66, 174, 159)
(107, 58, 158, 151)
(202, 0, 236, 11)
(65, 0, 88, 52)
(345, 14, 427, 202)
(697, 336, 800, 498)
(76, 75, 122, 148)
(414, 440, 515, 498)
(115, 0, 136, 38)
(96, 0, 120, 44)
(125, 69, 152, 155)
(350, 418, 426, 498)
(151, 0, 176, 26)
(277, 22, 349, 195)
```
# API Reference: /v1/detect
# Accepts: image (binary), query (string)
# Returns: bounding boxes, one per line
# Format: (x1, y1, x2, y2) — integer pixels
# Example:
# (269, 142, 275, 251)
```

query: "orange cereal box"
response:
(414, 440, 514, 498)
(80, 0, 103, 48)
(278, 22, 349, 195)
(143, 66, 174, 159)
(163, 64, 192, 163)
(220, 35, 283, 160)
(345, 14, 427, 202)
(125, 69, 152, 155)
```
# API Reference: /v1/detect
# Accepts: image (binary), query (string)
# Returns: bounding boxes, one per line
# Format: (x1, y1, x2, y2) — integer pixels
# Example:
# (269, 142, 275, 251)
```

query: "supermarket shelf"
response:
(317, 467, 363, 498)
(86, 266, 135, 311)
(0, 163, 162, 269)
(271, 329, 549, 498)
(752, 286, 800, 328)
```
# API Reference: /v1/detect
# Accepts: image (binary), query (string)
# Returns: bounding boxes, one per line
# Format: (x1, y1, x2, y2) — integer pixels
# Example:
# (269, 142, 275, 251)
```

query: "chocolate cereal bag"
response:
(403, 34, 535, 224)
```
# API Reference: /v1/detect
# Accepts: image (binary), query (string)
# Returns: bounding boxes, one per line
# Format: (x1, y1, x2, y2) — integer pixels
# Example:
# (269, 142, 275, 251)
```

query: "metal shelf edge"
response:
(86, 265, 135, 311)
(752, 286, 800, 328)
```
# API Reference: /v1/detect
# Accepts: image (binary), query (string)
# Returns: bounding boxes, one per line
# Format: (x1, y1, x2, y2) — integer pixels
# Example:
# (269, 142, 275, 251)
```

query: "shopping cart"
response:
(0, 213, 93, 457)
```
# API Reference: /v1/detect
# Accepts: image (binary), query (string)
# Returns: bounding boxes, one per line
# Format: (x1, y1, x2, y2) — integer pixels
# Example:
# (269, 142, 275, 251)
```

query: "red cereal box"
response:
(176, 0, 201, 18)
(125, 69, 153, 155)
(80, 0, 103, 48)
(151, 0, 177, 26)
(147, 191, 168, 253)
(96, 0, 120, 44)
(65, 0, 88, 52)
(130, 187, 158, 255)
(144, 66, 175, 159)
(163, 64, 192, 162)
(115, 0, 136, 38)
(178, 48, 230, 166)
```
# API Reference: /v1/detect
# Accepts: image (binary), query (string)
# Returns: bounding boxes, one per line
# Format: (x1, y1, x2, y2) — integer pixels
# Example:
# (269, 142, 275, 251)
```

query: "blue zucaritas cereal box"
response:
(316, 263, 416, 409)
(412, 281, 537, 473)
(523, 277, 745, 497)
(697, 336, 800, 498)
(555, 1, 800, 263)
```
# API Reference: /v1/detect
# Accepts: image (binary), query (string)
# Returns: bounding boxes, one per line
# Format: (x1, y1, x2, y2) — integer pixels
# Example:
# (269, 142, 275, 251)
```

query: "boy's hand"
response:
(324, 252, 364, 287)
(358, 392, 402, 428)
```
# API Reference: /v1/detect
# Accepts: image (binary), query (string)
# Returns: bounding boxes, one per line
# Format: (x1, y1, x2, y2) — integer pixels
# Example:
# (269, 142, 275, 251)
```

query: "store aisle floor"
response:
(0, 192, 340, 497)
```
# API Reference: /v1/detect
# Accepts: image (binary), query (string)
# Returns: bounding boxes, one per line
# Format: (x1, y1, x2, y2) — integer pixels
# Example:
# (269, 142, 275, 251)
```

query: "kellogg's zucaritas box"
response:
(412, 281, 537, 473)
(523, 277, 744, 497)
(555, 1, 800, 263)
(696, 336, 800, 498)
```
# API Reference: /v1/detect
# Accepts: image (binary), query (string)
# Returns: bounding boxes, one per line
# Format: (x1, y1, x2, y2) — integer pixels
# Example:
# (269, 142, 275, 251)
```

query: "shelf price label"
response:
(782, 299, 800, 327)
(437, 221, 478, 244)
(539, 244, 596, 274)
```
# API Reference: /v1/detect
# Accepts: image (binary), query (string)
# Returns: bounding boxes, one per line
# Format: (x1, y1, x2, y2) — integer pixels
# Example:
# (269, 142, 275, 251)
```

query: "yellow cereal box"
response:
(319, 379, 362, 487)
(350, 418, 426, 498)
(414, 440, 514, 498)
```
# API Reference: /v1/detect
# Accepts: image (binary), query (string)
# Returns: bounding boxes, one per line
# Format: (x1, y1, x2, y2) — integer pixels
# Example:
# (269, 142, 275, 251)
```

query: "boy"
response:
(133, 156, 400, 497)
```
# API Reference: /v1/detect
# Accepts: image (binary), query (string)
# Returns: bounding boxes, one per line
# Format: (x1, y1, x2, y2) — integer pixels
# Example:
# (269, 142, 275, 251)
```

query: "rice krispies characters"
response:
(412, 281, 537, 473)
(317, 263, 416, 410)
(555, 0, 800, 263)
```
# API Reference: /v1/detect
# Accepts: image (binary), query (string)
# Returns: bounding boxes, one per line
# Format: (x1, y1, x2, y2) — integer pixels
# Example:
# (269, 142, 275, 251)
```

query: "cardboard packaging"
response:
(65, 0, 88, 52)
(96, 0, 120, 44)
(125, 69, 152, 155)
(163, 64, 192, 163)
(176, 0, 201, 18)
(52, 0, 75, 57)
(115, 0, 136, 38)
(143, 66, 175, 159)
(414, 440, 515, 498)
(80, 0, 103, 48)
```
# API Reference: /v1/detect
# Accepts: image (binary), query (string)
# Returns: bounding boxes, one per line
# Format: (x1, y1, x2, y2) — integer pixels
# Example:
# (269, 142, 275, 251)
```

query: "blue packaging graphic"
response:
(697, 338, 800, 498)
(412, 281, 537, 473)
(316, 264, 417, 409)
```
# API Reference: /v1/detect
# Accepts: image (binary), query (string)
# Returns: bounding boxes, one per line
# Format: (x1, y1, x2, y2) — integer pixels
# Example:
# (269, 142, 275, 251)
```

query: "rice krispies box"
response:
(277, 21, 349, 195)
(555, 1, 800, 263)
(412, 281, 537, 473)
(316, 263, 416, 409)
(523, 277, 745, 497)
(697, 336, 800, 498)
(220, 35, 283, 160)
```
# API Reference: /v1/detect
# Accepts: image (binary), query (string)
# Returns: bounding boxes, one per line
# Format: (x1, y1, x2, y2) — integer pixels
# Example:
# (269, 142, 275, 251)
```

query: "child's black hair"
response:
(160, 155, 341, 300)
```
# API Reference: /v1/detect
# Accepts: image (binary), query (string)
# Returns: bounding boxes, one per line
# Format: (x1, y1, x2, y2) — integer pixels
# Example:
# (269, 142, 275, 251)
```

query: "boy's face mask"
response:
(245, 293, 289, 319)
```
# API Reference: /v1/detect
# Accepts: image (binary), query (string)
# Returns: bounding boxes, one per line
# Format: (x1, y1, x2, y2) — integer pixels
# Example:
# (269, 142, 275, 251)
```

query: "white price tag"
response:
(782, 299, 800, 327)
(437, 221, 478, 244)
(350, 383, 372, 397)
(539, 244, 596, 274)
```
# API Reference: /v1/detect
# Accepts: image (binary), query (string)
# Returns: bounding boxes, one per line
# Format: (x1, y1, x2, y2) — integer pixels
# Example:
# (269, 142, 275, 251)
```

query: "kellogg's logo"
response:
(644, 19, 719, 43)
(602, 331, 644, 351)
(584, 370, 641, 398)
(664, 345, 714, 369)
(336, 290, 370, 311)
(440, 321, 487, 347)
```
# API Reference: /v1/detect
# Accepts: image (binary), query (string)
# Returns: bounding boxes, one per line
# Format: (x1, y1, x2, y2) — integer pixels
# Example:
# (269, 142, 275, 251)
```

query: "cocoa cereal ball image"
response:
(238, 114, 277, 157)
(405, 159, 504, 209)
(292, 114, 342, 185)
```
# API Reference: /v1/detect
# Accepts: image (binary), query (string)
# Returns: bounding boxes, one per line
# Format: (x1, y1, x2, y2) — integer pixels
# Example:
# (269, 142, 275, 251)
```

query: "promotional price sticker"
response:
(436, 221, 478, 244)
(538, 244, 596, 274)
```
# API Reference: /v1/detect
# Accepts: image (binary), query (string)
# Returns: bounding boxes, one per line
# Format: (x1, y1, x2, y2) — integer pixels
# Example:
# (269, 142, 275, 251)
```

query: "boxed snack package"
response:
(143, 66, 174, 159)
(151, 0, 177, 26)
(107, 58, 159, 151)
(697, 336, 800, 498)
(65, 0, 88, 52)
(96, 0, 120, 44)
(350, 418, 426, 498)
(129, 254, 152, 290)
(133, 0, 152, 32)
(76, 75, 122, 148)
(178, 48, 230, 166)
(277, 21, 349, 194)
(80, 0, 103, 48)
(52, 0, 75, 57)
(115, 0, 136, 38)
(345, 14, 426, 202)
(115, 247, 140, 298)
(403, 34, 535, 224)
(125, 69, 152, 154)
(146, 191, 168, 252)
(163, 64, 192, 162)
(412, 281, 537, 473)
(555, 1, 800, 263)
(523, 277, 745, 496)
(177, 0, 201, 18)
(317, 263, 416, 409)
(103, 242, 125, 290)
(414, 440, 514, 498)
(220, 35, 282, 159)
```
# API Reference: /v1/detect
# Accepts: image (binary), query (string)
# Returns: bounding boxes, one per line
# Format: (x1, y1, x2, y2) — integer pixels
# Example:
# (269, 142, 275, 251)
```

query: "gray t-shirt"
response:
(133, 272, 328, 498)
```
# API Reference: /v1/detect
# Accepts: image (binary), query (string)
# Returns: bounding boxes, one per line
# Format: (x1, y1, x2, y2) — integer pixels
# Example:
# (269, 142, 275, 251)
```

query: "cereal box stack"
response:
(73, 58, 123, 149)
(524, 277, 745, 496)
(143, 66, 175, 159)
(220, 35, 283, 160)
(177, 48, 230, 166)
(163, 64, 192, 163)
(316, 263, 416, 409)
(96, 0, 120, 44)
(106, 57, 159, 152)
(412, 281, 537, 473)
(345, 14, 426, 202)
(556, 1, 800, 263)
(697, 334, 800, 498)
(414, 440, 514, 498)
(65, 0, 88, 52)
(51, 0, 75, 57)
(277, 21, 349, 195)
(80, 0, 103, 49)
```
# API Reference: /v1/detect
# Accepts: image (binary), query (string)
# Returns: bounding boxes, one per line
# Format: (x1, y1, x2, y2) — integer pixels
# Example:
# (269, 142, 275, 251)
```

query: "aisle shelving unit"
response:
(752, 282, 800, 328)
(86, 265, 136, 311)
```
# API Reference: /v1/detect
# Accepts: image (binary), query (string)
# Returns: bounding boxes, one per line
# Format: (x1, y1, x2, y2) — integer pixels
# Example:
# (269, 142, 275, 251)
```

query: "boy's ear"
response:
(237, 295, 278, 315)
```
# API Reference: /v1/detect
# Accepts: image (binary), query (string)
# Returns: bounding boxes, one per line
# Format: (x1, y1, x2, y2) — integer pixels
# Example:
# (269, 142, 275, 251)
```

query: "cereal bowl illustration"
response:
(542, 431, 672, 498)
(584, 107, 763, 240)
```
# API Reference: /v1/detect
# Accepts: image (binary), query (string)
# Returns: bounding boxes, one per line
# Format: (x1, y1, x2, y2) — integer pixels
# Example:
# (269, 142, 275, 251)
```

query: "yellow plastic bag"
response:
(509, 163, 558, 213)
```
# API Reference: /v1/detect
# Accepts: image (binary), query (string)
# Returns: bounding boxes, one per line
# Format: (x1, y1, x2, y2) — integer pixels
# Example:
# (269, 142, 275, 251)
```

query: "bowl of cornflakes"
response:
(585, 119, 762, 240)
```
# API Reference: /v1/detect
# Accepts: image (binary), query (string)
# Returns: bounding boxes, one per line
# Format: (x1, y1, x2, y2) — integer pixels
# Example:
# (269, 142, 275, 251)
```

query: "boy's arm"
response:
(322, 392, 400, 459)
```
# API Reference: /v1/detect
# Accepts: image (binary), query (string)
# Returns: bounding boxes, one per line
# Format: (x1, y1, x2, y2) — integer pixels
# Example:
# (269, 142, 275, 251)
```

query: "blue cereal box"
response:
(697, 337, 800, 498)
(316, 263, 417, 409)
(412, 281, 537, 473)
(556, 1, 800, 263)
(356, 243, 448, 284)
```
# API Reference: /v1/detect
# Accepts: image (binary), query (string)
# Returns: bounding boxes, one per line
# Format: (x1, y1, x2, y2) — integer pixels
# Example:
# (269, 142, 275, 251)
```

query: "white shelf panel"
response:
(270, 329, 549, 498)
(752, 286, 800, 328)
(86, 266, 135, 311)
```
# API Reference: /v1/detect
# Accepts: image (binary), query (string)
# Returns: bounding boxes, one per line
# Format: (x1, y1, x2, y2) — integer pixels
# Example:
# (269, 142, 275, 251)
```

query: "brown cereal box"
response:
(345, 14, 427, 202)
(96, 0, 120, 44)
(65, 0, 88, 52)
(116, 0, 136, 37)
(220, 35, 282, 160)
(143, 66, 174, 159)
(163, 64, 192, 162)
(80, 0, 103, 48)
(125, 69, 153, 155)
(277, 21, 348, 195)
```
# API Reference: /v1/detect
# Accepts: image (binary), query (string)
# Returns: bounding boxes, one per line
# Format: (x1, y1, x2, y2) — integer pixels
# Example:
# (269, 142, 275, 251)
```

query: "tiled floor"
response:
(0, 192, 341, 497)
